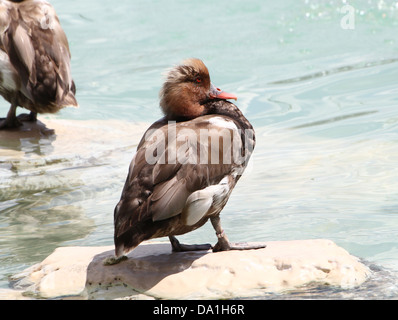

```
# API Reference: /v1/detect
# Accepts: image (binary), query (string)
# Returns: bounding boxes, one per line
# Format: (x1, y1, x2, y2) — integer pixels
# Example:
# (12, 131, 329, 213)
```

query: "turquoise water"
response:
(1, 0, 398, 298)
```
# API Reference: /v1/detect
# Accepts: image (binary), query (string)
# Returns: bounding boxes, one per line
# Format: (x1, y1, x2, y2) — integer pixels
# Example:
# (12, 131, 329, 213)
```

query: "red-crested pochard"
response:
(107, 58, 265, 264)
(0, 0, 77, 129)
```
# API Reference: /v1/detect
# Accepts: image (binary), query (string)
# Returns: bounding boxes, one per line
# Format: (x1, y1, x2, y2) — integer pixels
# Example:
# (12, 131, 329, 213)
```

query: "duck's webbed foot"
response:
(0, 109, 23, 129)
(17, 112, 37, 122)
(212, 234, 267, 252)
(103, 255, 128, 266)
(0, 104, 23, 130)
(210, 216, 267, 252)
(0, 117, 22, 129)
(169, 236, 212, 252)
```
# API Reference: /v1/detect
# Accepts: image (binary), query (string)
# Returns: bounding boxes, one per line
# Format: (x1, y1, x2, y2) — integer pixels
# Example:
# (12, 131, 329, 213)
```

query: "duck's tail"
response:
(57, 79, 79, 108)
(60, 90, 79, 108)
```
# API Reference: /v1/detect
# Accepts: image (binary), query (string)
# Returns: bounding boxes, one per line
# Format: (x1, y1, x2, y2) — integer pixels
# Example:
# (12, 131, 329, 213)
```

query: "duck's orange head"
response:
(159, 58, 237, 119)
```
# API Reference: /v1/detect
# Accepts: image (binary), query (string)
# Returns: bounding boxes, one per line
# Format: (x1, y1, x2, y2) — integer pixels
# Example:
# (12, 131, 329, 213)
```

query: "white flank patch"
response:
(184, 176, 230, 226)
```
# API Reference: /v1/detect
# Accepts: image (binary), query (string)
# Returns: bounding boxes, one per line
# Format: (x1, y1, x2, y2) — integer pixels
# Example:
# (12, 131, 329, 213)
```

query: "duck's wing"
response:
(0, 1, 12, 50)
(114, 115, 246, 239)
(0, 1, 77, 107)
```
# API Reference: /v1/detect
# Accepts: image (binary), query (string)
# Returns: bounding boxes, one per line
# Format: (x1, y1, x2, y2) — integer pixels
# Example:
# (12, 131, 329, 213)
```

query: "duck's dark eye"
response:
(195, 78, 202, 84)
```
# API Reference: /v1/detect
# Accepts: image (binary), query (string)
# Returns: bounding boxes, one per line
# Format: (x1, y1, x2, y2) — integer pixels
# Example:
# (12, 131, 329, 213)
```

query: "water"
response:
(1, 0, 398, 299)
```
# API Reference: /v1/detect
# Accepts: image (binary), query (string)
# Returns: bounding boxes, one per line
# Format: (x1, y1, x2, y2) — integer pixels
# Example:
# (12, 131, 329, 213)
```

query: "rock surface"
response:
(8, 239, 370, 299)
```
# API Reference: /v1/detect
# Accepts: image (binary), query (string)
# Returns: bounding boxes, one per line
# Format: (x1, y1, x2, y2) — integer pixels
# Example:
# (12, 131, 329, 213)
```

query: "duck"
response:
(107, 58, 265, 264)
(0, 0, 77, 130)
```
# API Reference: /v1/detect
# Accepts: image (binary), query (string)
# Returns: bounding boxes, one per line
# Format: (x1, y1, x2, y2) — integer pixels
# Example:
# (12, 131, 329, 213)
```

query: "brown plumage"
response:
(0, 0, 77, 129)
(109, 58, 265, 264)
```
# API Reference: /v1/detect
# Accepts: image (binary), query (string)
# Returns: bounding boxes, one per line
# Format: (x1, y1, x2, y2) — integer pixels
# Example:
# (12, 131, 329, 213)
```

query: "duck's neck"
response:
(204, 99, 254, 132)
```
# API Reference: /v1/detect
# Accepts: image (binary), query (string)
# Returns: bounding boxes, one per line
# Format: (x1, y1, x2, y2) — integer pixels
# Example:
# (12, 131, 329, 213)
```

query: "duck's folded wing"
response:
(114, 119, 241, 238)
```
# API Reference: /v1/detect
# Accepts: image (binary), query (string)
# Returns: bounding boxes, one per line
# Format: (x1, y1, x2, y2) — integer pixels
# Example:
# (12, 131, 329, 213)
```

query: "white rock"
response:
(9, 239, 371, 299)
(0, 289, 32, 300)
